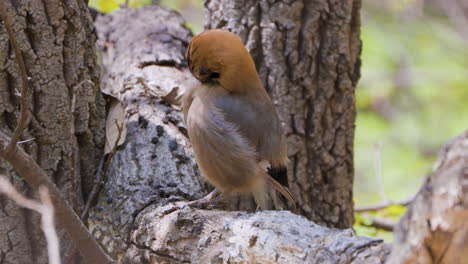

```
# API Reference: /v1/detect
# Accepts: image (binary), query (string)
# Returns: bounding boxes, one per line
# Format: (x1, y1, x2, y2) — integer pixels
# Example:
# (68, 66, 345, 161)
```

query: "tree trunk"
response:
(204, 0, 361, 228)
(0, 0, 105, 263)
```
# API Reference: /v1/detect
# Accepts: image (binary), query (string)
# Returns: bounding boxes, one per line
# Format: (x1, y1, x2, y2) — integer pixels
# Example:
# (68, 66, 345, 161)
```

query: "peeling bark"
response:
(387, 131, 468, 264)
(0, 0, 104, 262)
(204, 0, 361, 228)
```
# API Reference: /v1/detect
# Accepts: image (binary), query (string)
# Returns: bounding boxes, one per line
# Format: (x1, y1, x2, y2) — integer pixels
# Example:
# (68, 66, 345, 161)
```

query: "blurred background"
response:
(89, 0, 468, 240)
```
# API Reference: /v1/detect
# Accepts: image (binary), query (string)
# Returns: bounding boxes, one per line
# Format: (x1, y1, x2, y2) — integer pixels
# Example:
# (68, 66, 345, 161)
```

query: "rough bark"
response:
(387, 131, 468, 264)
(89, 5, 205, 259)
(0, 0, 105, 263)
(125, 203, 390, 264)
(204, 0, 361, 228)
(90, 6, 390, 263)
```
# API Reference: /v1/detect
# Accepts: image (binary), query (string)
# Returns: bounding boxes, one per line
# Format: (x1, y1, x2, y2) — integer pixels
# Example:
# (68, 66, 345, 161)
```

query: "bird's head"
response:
(186, 29, 261, 93)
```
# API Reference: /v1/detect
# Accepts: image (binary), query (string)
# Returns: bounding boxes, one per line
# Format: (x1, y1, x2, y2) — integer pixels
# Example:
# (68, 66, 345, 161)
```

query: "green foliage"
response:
(89, 0, 204, 34)
(160, 0, 203, 10)
(89, 0, 152, 13)
(160, 0, 204, 34)
(354, 214, 392, 241)
(354, 4, 468, 240)
(354, 205, 406, 242)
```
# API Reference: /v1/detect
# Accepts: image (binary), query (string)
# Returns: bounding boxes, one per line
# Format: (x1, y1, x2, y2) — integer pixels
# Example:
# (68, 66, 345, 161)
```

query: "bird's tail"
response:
(253, 174, 296, 210)
(265, 174, 296, 205)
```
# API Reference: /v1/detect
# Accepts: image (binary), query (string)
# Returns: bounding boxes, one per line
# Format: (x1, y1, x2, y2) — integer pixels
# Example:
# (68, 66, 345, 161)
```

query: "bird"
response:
(183, 29, 294, 210)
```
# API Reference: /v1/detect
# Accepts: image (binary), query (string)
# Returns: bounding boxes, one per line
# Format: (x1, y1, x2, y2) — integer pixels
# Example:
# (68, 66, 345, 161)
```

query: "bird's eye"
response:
(209, 72, 220, 79)
(199, 67, 220, 82)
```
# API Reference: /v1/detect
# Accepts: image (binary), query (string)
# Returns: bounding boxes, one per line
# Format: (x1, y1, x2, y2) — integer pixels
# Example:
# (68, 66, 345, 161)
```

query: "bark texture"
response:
(204, 0, 361, 228)
(125, 203, 390, 264)
(387, 131, 468, 264)
(89, 6, 205, 259)
(0, 0, 105, 263)
(90, 6, 391, 263)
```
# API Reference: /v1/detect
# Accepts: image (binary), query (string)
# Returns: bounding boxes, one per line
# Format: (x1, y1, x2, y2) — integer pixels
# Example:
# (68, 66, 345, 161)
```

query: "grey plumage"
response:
(183, 29, 295, 209)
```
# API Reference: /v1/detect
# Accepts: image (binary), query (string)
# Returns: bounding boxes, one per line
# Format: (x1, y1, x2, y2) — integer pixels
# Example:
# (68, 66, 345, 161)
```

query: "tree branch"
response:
(0, 176, 60, 264)
(355, 196, 414, 212)
(81, 120, 123, 221)
(361, 215, 396, 232)
(124, 202, 390, 263)
(38, 185, 61, 264)
(0, 0, 31, 153)
(0, 132, 114, 264)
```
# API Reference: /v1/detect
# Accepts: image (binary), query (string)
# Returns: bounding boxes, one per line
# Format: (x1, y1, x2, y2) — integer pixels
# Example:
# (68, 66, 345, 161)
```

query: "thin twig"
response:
(38, 186, 61, 264)
(81, 120, 124, 221)
(355, 143, 414, 213)
(0, 132, 114, 263)
(69, 80, 94, 212)
(0, 1, 31, 153)
(17, 138, 35, 144)
(374, 143, 388, 203)
(355, 196, 414, 212)
(0, 176, 42, 211)
(0, 176, 60, 264)
(360, 215, 396, 232)
(80, 155, 105, 221)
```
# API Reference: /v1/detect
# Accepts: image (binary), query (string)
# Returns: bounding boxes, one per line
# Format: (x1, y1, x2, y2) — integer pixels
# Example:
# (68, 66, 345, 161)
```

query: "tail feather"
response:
(265, 174, 296, 205)
(254, 163, 296, 210)
(267, 166, 289, 187)
(252, 182, 287, 210)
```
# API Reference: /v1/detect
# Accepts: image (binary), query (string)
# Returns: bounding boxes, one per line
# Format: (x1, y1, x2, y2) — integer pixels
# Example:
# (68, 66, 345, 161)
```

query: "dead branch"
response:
(370, 217, 395, 232)
(0, 176, 60, 264)
(123, 202, 390, 263)
(364, 143, 413, 214)
(355, 196, 414, 212)
(360, 215, 396, 232)
(80, 155, 105, 221)
(0, 132, 114, 264)
(374, 143, 388, 202)
(0, 0, 31, 153)
(38, 186, 60, 264)
(81, 120, 124, 221)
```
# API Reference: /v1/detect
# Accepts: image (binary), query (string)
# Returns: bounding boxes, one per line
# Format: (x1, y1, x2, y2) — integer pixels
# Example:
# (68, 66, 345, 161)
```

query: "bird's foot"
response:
(187, 189, 223, 209)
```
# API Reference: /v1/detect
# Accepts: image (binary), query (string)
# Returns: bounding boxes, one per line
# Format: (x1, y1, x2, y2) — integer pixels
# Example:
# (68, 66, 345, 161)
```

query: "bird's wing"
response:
(213, 92, 287, 167)
(182, 85, 196, 124)
(213, 91, 292, 205)
(186, 97, 261, 193)
(190, 92, 295, 208)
